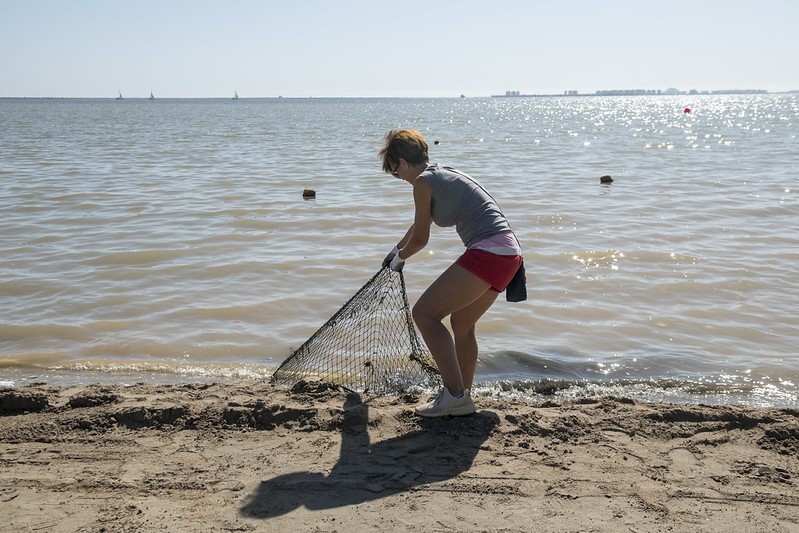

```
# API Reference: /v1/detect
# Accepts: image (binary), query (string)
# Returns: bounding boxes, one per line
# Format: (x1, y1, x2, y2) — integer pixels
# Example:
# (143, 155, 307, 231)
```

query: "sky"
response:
(2, 0, 797, 98)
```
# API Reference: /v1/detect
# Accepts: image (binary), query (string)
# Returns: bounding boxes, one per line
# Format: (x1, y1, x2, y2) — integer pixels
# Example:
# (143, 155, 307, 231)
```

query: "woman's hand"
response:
(389, 253, 405, 272)
(382, 245, 399, 268)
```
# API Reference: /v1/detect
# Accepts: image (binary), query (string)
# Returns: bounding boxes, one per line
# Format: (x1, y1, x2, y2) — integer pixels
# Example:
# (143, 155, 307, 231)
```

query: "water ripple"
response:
(1, 96, 797, 405)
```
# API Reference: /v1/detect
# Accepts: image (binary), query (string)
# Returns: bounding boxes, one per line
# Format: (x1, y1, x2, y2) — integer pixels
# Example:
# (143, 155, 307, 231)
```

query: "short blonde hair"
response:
(378, 129, 429, 174)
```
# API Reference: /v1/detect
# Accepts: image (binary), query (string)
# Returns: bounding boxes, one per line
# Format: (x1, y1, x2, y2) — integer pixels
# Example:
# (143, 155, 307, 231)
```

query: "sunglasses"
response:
(390, 159, 402, 178)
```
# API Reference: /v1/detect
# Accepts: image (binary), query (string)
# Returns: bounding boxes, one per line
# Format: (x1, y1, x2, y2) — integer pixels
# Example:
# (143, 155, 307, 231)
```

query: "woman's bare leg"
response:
(412, 263, 493, 394)
(451, 290, 499, 389)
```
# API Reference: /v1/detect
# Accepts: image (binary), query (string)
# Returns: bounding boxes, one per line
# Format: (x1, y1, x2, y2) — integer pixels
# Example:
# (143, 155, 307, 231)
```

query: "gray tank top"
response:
(418, 164, 512, 248)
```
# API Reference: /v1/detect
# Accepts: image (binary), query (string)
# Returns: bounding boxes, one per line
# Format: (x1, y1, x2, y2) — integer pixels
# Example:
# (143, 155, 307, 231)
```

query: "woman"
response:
(379, 129, 523, 417)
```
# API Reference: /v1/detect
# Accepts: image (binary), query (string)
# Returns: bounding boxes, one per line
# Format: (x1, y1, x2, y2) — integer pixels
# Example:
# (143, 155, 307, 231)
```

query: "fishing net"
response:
(271, 267, 440, 395)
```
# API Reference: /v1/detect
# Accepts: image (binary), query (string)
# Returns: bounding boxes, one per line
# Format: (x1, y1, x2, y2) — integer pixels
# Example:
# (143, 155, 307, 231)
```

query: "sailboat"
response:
(233, 91, 239, 100)
(149, 91, 155, 100)
(116, 91, 123, 100)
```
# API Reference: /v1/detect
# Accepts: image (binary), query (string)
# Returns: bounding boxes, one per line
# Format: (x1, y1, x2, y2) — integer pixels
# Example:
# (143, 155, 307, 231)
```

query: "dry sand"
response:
(1, 380, 798, 532)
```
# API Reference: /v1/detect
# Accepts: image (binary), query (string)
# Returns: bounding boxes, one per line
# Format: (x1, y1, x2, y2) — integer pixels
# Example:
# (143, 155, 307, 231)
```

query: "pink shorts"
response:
(456, 249, 523, 292)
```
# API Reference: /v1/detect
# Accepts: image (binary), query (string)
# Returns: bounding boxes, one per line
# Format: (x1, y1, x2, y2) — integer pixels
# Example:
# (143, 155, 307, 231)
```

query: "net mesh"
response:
(271, 267, 440, 394)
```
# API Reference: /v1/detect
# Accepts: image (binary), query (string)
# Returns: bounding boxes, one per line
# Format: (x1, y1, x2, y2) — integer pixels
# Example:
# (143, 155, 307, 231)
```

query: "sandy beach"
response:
(1, 380, 798, 532)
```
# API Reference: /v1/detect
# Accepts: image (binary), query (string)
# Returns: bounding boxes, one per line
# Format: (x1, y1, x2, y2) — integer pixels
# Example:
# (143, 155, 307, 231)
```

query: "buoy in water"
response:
(684, 107, 691, 113)
(302, 188, 316, 198)
(600, 175, 614, 184)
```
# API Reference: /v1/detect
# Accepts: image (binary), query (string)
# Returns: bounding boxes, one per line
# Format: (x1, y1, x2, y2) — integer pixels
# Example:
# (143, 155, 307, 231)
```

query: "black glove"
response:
(382, 245, 399, 268)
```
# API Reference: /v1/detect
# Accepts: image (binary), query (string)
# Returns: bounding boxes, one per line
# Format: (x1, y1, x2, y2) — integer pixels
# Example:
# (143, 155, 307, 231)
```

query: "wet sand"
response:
(1, 381, 798, 532)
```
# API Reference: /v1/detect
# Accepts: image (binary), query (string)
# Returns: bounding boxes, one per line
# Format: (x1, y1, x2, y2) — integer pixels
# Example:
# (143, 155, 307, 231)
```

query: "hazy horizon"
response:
(2, 87, 793, 100)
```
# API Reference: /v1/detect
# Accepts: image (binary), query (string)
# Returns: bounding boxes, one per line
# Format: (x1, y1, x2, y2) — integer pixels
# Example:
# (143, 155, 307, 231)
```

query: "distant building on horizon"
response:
(595, 89, 662, 96)
(595, 88, 768, 96)
(493, 87, 770, 98)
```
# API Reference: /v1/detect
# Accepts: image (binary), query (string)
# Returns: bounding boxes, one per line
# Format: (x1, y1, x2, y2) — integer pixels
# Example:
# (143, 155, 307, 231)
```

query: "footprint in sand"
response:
(667, 447, 701, 478)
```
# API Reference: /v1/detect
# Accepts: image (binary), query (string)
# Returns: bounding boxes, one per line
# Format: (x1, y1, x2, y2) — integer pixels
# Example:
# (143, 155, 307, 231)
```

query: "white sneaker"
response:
(415, 388, 476, 417)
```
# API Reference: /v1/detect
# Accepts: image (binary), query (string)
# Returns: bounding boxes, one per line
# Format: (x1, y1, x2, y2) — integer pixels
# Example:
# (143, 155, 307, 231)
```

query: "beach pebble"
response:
(600, 175, 614, 184)
(302, 188, 316, 198)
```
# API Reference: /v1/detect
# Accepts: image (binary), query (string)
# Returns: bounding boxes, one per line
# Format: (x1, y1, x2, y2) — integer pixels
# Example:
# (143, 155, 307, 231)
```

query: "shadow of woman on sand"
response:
(240, 391, 499, 519)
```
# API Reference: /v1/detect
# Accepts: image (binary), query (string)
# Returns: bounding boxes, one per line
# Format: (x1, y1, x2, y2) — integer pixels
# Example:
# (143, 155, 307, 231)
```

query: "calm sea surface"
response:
(1, 95, 797, 407)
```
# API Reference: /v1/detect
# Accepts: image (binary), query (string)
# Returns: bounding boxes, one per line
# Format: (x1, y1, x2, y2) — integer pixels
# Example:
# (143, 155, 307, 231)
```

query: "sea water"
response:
(1, 95, 797, 406)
